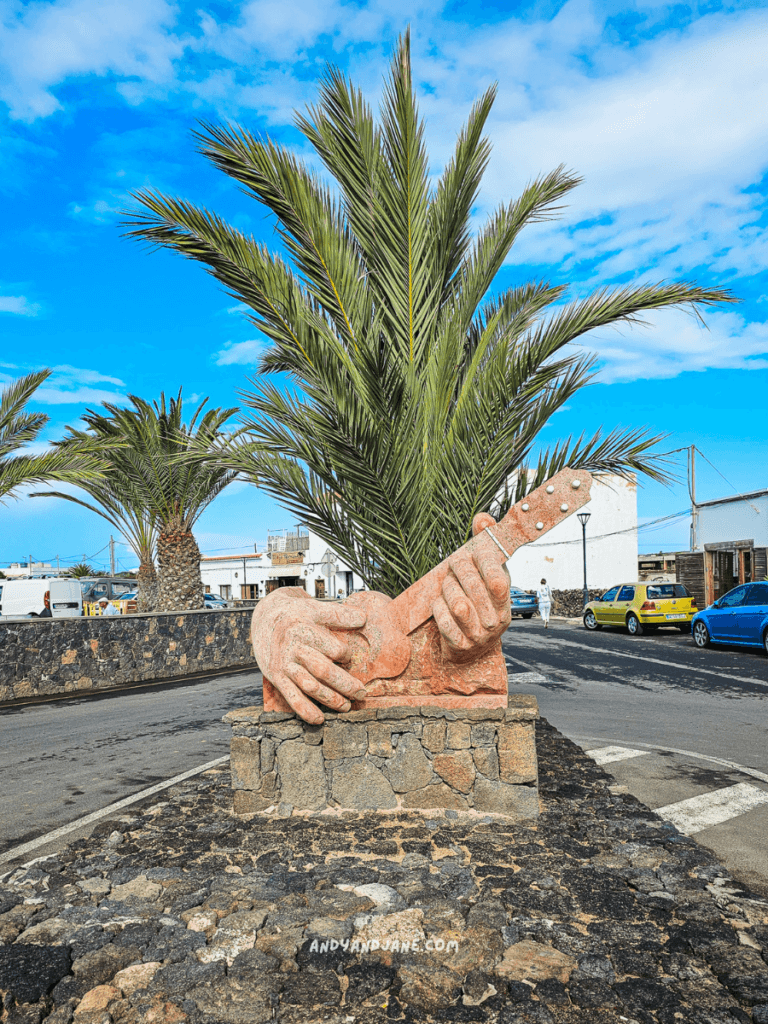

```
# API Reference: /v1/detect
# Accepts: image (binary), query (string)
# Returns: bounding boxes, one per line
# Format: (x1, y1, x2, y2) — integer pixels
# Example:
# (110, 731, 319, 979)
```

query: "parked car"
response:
(510, 586, 537, 618)
(583, 582, 698, 635)
(79, 577, 137, 604)
(691, 581, 768, 653)
(204, 593, 230, 608)
(0, 578, 83, 620)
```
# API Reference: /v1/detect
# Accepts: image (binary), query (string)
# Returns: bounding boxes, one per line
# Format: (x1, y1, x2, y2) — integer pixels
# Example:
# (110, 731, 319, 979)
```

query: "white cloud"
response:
(0, 0, 185, 121)
(0, 294, 40, 316)
(1, 363, 126, 403)
(52, 365, 125, 386)
(214, 339, 264, 365)
(585, 308, 768, 382)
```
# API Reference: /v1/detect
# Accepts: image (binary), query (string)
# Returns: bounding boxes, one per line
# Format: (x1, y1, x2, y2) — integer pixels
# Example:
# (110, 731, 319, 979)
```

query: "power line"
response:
(693, 446, 762, 515)
(525, 509, 692, 548)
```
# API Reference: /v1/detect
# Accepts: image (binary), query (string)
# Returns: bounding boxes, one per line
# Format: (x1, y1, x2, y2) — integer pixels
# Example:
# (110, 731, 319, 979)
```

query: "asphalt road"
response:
(502, 618, 768, 895)
(0, 670, 264, 864)
(2, 620, 767, 892)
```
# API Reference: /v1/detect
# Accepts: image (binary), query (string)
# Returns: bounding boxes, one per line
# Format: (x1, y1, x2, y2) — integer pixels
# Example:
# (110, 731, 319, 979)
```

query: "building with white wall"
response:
(199, 528, 365, 602)
(675, 488, 768, 606)
(504, 474, 638, 592)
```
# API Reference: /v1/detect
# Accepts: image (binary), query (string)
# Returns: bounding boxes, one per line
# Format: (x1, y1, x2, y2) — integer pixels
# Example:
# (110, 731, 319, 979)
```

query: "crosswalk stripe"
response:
(586, 745, 650, 766)
(655, 782, 768, 835)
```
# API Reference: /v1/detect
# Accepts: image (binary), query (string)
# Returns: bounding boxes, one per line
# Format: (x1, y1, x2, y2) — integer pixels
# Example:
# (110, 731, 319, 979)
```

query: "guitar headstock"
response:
(489, 468, 593, 555)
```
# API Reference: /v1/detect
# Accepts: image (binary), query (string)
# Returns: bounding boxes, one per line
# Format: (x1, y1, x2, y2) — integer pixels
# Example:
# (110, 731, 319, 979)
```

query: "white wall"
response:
(697, 493, 768, 549)
(199, 532, 366, 598)
(505, 474, 637, 591)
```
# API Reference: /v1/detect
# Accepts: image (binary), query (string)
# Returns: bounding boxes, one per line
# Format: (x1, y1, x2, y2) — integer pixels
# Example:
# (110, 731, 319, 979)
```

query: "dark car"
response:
(691, 581, 768, 653)
(510, 586, 537, 619)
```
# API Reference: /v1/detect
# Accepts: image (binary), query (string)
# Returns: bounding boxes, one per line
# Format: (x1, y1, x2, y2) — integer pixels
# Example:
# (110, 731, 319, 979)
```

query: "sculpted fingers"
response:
(270, 675, 326, 725)
(312, 603, 367, 631)
(433, 595, 473, 655)
(472, 512, 496, 536)
(448, 553, 497, 631)
(296, 645, 367, 701)
(477, 555, 512, 609)
(285, 663, 352, 713)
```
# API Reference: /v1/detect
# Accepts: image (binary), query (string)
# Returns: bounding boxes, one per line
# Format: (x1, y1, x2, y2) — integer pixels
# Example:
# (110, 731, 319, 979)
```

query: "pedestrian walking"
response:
(537, 578, 553, 629)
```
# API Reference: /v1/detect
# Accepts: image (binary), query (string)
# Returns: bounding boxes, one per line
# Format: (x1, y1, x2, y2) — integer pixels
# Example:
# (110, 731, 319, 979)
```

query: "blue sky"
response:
(1, 0, 766, 572)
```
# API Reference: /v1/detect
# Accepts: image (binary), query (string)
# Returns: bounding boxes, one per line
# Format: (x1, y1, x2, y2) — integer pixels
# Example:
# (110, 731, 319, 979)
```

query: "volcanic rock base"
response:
(224, 697, 539, 820)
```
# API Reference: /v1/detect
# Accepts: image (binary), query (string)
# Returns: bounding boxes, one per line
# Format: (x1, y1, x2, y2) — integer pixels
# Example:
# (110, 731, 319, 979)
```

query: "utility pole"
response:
(689, 445, 698, 551)
(109, 536, 116, 576)
(577, 512, 591, 609)
(56, 554, 60, 573)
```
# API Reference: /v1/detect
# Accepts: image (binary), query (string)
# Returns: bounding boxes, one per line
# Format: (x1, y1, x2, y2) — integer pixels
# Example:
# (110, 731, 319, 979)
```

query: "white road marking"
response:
(0, 755, 230, 867)
(507, 632, 768, 688)
(507, 670, 549, 684)
(586, 745, 650, 766)
(571, 736, 768, 787)
(655, 782, 768, 835)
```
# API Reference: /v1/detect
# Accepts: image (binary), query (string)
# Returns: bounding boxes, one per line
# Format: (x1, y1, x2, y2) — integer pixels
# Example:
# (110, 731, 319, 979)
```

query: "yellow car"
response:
(583, 582, 699, 636)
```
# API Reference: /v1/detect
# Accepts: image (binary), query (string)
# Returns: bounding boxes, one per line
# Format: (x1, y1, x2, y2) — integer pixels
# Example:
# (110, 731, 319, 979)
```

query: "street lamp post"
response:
(577, 512, 591, 609)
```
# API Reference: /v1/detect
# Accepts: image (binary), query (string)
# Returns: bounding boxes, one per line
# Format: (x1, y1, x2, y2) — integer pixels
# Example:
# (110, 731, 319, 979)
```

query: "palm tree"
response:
(1, 370, 104, 503)
(33, 392, 238, 612)
(66, 563, 96, 578)
(123, 35, 734, 597)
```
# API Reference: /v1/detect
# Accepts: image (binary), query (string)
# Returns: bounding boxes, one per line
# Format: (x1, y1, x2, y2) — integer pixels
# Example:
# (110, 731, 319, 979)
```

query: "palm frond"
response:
(122, 34, 735, 595)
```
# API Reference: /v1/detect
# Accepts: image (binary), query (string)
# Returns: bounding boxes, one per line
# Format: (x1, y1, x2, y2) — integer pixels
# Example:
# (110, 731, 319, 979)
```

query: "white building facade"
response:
(504, 474, 638, 592)
(200, 528, 365, 602)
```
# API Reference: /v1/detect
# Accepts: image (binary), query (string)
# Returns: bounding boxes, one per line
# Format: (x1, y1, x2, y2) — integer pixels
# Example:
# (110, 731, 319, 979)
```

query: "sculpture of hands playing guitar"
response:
(250, 469, 593, 724)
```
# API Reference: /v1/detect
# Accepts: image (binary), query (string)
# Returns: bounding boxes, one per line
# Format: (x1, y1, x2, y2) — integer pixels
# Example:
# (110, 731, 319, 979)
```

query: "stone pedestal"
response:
(224, 696, 539, 821)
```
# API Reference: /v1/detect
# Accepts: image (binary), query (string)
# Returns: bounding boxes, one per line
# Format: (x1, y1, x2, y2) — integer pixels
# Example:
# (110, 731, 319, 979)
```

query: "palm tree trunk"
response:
(156, 517, 204, 611)
(137, 560, 158, 613)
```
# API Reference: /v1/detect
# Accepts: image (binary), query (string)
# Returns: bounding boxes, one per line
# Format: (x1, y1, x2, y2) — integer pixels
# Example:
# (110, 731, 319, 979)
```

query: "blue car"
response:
(691, 581, 768, 653)
(510, 585, 537, 618)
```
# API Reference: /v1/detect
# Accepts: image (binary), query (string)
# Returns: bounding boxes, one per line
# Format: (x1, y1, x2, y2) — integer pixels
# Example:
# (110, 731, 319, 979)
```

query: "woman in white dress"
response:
(537, 578, 553, 629)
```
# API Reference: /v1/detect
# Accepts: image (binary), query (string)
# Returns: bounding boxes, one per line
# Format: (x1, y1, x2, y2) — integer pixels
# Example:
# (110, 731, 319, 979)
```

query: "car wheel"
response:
(522, 613, 533, 619)
(626, 613, 644, 636)
(692, 620, 710, 648)
(763, 628, 768, 656)
(583, 610, 601, 631)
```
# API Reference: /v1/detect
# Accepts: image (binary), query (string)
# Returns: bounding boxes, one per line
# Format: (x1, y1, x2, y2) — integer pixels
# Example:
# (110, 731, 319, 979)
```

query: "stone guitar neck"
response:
(388, 467, 594, 637)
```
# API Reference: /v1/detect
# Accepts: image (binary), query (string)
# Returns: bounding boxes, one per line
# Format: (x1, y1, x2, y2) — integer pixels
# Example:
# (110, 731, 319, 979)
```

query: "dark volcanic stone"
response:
(719, 973, 768, 1005)
(534, 978, 569, 1005)
(0, 893, 21, 916)
(615, 977, 679, 1010)
(0, 945, 71, 1005)
(151, 959, 225, 997)
(345, 962, 396, 1004)
(569, 978, 617, 1007)
(281, 969, 341, 1006)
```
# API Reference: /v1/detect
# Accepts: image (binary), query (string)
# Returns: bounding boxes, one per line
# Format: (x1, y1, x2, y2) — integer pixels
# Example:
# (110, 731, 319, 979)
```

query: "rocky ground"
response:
(2, 720, 768, 1024)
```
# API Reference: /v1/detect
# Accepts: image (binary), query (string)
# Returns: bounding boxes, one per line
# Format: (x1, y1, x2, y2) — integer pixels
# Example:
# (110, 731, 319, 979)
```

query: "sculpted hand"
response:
(250, 588, 368, 724)
(432, 513, 512, 664)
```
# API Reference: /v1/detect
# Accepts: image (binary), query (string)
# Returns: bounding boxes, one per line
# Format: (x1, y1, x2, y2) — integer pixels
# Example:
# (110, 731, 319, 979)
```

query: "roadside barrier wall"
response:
(0, 606, 256, 702)
(551, 588, 604, 617)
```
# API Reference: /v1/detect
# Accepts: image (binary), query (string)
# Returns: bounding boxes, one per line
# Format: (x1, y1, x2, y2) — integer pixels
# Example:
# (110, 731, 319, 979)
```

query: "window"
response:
(241, 584, 259, 600)
(719, 586, 747, 608)
(111, 582, 134, 597)
(601, 586, 620, 602)
(646, 584, 689, 600)
(90, 583, 108, 600)
(746, 583, 768, 606)
(617, 586, 635, 602)
(220, 585, 232, 600)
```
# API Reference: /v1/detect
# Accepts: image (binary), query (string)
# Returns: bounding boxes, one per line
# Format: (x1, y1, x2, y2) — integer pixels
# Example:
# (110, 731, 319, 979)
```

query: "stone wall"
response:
(0, 607, 256, 702)
(551, 588, 603, 618)
(225, 697, 539, 820)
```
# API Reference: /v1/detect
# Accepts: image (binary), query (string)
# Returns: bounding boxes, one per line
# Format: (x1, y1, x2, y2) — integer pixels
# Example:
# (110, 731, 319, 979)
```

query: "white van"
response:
(0, 578, 83, 620)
